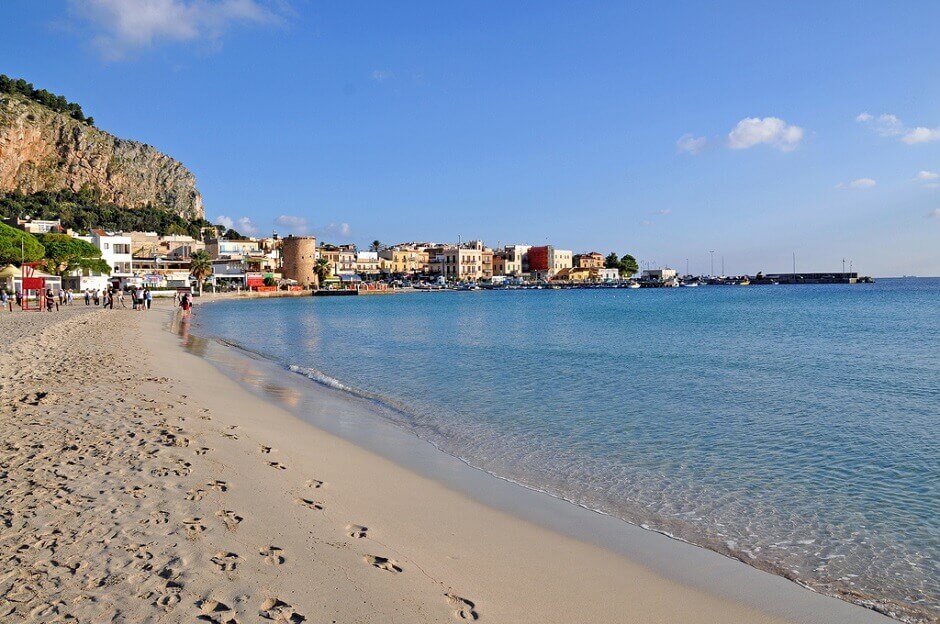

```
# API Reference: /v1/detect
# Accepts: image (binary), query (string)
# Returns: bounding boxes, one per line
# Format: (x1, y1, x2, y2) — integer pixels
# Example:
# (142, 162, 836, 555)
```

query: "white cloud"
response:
(915, 170, 939, 181)
(274, 214, 309, 235)
(654, 209, 672, 215)
(676, 133, 707, 155)
(929, 208, 940, 219)
(71, 0, 285, 59)
(371, 69, 393, 82)
(727, 117, 804, 151)
(836, 178, 876, 190)
(902, 127, 940, 144)
(315, 222, 352, 238)
(215, 215, 234, 229)
(857, 112, 940, 143)
(856, 112, 903, 136)
(236, 216, 258, 235)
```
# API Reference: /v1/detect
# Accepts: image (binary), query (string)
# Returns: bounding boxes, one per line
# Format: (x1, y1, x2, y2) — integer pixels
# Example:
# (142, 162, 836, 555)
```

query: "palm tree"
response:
(314, 258, 331, 286)
(371, 240, 382, 253)
(189, 250, 212, 295)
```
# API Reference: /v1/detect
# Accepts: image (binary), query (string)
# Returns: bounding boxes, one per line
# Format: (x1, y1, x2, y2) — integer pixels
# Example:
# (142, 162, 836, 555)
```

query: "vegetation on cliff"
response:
(0, 187, 215, 239)
(0, 74, 93, 125)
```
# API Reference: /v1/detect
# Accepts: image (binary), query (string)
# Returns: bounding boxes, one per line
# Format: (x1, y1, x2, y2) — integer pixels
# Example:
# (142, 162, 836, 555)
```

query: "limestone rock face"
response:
(0, 93, 203, 219)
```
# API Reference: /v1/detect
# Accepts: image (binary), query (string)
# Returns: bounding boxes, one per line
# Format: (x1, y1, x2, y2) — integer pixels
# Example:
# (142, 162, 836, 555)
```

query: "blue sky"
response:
(2, 1, 939, 276)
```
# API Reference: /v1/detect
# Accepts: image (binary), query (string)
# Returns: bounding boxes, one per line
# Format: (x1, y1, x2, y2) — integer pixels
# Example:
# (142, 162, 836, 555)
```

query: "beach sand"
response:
(0, 302, 895, 623)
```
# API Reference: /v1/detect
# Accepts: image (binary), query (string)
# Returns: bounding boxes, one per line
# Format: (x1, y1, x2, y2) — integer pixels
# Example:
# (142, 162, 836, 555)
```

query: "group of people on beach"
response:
(1, 285, 159, 312)
(79, 286, 153, 310)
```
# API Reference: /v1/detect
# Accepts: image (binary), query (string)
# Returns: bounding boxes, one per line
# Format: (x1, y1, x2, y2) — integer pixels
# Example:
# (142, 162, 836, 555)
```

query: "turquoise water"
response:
(195, 279, 939, 621)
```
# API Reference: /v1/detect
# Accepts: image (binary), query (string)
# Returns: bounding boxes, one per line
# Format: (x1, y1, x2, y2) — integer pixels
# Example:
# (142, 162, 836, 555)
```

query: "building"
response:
(379, 247, 426, 275)
(481, 248, 494, 279)
(81, 230, 133, 284)
(281, 235, 319, 287)
(494, 245, 528, 276)
(4, 216, 66, 234)
(356, 251, 380, 276)
(211, 259, 247, 289)
(574, 252, 605, 269)
(642, 268, 678, 281)
(426, 244, 485, 281)
(318, 245, 340, 277)
(598, 268, 620, 281)
(527, 245, 572, 279)
(205, 238, 260, 260)
(336, 245, 357, 275)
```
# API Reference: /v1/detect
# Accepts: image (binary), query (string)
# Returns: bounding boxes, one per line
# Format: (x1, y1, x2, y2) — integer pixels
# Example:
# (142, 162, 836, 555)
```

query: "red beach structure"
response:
(20, 263, 46, 311)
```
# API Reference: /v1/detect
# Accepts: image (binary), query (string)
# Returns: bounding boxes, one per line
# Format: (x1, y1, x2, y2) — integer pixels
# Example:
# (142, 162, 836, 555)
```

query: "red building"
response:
(527, 245, 551, 273)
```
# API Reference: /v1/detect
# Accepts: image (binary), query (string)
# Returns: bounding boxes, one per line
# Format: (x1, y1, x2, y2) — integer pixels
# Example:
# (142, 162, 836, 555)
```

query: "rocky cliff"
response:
(0, 93, 203, 220)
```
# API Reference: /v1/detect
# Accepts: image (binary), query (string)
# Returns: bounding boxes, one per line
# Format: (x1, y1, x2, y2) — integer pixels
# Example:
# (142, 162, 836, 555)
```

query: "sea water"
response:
(195, 278, 939, 621)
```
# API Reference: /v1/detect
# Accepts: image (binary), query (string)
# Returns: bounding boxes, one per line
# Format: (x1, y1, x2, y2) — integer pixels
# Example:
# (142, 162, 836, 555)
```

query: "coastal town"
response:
(1, 215, 870, 299)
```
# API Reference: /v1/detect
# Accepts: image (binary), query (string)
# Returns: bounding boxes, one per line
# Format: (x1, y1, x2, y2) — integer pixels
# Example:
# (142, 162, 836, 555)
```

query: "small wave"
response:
(289, 364, 353, 393)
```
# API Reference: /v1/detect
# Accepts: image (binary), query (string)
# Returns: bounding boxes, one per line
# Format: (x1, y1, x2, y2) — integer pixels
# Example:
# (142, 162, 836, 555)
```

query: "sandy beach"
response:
(0, 301, 898, 623)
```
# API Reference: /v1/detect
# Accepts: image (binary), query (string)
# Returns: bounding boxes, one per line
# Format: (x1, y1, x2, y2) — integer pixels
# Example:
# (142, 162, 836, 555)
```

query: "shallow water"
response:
(195, 278, 939, 621)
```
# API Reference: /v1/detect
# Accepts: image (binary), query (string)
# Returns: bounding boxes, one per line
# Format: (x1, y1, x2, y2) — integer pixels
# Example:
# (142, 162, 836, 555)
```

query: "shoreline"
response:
(172, 300, 900, 624)
(0, 302, 907, 622)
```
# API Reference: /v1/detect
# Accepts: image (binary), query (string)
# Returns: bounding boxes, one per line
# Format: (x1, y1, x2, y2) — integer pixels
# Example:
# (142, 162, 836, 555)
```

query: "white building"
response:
(550, 249, 573, 275)
(65, 230, 133, 291)
(85, 230, 133, 279)
(598, 268, 620, 281)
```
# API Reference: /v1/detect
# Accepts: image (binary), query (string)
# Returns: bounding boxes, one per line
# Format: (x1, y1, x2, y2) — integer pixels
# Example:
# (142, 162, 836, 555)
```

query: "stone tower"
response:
(281, 235, 319, 288)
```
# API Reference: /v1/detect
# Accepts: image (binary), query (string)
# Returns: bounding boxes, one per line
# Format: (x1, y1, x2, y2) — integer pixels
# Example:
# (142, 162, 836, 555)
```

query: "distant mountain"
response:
(0, 77, 203, 220)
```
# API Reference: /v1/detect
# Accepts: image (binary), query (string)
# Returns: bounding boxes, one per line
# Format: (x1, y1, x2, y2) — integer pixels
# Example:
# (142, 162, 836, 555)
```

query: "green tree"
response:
(371, 240, 382, 252)
(620, 253, 639, 277)
(37, 234, 110, 276)
(314, 257, 332, 285)
(0, 222, 45, 265)
(604, 252, 620, 269)
(189, 250, 212, 295)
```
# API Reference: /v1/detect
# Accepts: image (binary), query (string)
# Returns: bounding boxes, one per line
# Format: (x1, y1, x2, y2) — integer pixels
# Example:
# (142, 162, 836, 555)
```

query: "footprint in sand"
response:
(303, 479, 324, 489)
(221, 432, 239, 440)
(346, 524, 368, 539)
(216, 510, 243, 531)
(209, 480, 229, 492)
(292, 497, 323, 511)
(186, 488, 207, 501)
(267, 461, 287, 471)
(258, 445, 273, 454)
(259, 545, 285, 565)
(197, 598, 238, 623)
(195, 447, 211, 456)
(183, 518, 206, 539)
(211, 551, 239, 573)
(365, 555, 402, 574)
(445, 594, 480, 621)
(259, 597, 305, 623)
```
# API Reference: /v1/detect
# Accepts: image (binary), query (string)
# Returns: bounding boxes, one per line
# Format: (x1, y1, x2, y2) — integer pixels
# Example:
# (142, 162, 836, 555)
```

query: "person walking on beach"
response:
(181, 291, 192, 317)
(134, 286, 144, 311)
(117, 288, 125, 308)
(84, 289, 90, 305)
(144, 288, 152, 310)
(1, 289, 10, 312)
(93, 289, 100, 306)
(66, 289, 73, 305)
